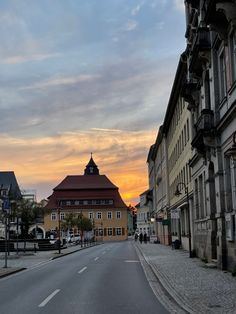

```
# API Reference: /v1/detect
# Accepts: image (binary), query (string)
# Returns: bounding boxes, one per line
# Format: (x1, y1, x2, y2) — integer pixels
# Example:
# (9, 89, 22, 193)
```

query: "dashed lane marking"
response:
(78, 266, 87, 274)
(38, 289, 60, 307)
(125, 260, 140, 263)
(94, 257, 99, 261)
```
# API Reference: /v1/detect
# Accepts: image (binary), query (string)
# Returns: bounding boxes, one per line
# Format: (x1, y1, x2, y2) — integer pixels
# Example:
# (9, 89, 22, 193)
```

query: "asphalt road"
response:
(0, 241, 169, 314)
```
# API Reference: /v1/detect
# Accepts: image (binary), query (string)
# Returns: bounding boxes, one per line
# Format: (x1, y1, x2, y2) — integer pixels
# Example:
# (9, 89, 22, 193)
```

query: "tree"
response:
(61, 213, 77, 234)
(75, 213, 93, 243)
(11, 199, 44, 238)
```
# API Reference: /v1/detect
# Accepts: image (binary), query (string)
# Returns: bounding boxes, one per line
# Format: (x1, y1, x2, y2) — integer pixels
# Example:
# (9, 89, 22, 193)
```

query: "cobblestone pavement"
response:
(0, 243, 97, 278)
(135, 242, 236, 314)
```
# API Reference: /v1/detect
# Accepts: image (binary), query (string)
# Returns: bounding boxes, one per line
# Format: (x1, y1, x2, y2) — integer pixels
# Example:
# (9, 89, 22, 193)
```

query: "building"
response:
(146, 0, 236, 271)
(136, 190, 151, 237)
(147, 126, 171, 245)
(0, 171, 22, 238)
(43, 155, 128, 241)
(183, 0, 236, 270)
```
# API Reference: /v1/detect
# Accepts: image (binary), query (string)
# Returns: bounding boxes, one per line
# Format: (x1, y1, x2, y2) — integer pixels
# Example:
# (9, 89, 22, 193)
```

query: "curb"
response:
(0, 243, 102, 278)
(134, 244, 196, 314)
(51, 243, 102, 260)
(0, 267, 26, 278)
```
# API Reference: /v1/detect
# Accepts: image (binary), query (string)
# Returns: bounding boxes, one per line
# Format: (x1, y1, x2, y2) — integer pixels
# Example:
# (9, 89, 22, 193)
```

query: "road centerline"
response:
(78, 266, 87, 274)
(38, 289, 60, 307)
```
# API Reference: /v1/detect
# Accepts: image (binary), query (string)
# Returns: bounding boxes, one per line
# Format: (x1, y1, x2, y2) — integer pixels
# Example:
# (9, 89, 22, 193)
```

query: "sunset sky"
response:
(0, 0, 186, 205)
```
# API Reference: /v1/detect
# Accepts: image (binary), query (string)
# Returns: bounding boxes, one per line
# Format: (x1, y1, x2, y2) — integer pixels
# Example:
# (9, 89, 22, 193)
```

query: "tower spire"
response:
(84, 154, 99, 175)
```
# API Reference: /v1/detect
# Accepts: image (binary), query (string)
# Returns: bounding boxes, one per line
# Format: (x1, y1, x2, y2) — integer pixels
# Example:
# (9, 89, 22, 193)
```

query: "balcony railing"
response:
(195, 109, 214, 132)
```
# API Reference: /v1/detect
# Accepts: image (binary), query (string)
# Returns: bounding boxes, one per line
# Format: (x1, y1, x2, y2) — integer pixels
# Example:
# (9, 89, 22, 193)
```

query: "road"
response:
(0, 241, 169, 314)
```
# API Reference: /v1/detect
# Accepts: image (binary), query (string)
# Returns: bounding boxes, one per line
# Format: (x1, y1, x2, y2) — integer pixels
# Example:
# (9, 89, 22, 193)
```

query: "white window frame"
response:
(51, 213, 57, 221)
(116, 211, 121, 219)
(116, 227, 122, 236)
(60, 212, 65, 220)
(97, 212, 102, 219)
(107, 211, 112, 219)
(88, 212, 93, 219)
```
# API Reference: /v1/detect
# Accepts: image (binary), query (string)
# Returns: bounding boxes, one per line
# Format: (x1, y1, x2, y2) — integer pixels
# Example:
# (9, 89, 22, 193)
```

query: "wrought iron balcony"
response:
(189, 27, 211, 76)
(191, 109, 215, 152)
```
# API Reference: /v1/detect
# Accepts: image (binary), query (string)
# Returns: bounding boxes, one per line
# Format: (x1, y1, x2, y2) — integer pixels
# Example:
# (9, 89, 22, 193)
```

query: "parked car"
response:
(66, 234, 81, 244)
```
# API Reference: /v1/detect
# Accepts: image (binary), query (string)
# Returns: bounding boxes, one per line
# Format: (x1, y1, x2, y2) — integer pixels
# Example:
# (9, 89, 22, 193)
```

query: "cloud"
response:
(19, 74, 101, 90)
(1, 53, 61, 65)
(173, 0, 185, 13)
(0, 128, 157, 204)
(122, 20, 138, 31)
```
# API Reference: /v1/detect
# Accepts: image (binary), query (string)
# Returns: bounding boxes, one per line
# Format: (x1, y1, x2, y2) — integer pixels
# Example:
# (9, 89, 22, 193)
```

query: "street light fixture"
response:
(174, 182, 192, 258)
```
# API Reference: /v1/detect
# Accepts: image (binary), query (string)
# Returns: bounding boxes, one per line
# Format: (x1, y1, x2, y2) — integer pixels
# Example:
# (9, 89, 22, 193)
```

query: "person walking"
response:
(144, 232, 147, 244)
(134, 233, 138, 242)
(139, 232, 143, 244)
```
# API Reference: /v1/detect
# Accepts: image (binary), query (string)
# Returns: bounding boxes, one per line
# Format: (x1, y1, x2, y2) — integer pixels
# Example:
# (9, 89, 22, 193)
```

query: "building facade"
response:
(184, 0, 236, 270)
(147, 127, 171, 245)
(146, 0, 236, 271)
(43, 156, 128, 241)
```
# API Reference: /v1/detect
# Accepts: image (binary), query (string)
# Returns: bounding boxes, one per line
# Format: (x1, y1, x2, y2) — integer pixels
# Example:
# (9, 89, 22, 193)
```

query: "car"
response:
(66, 234, 81, 244)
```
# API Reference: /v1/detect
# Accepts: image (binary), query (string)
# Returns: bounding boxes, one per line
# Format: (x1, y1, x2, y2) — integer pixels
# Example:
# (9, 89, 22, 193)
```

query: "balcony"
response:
(181, 78, 200, 109)
(191, 109, 215, 152)
(189, 27, 211, 76)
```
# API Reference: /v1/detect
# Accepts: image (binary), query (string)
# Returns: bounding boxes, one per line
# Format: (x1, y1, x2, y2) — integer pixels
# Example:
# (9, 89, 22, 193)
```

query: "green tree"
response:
(61, 213, 77, 233)
(11, 199, 44, 238)
(76, 213, 93, 243)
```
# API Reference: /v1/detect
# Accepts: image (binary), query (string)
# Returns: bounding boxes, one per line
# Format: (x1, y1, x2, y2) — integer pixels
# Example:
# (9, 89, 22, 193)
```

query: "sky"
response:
(0, 0, 186, 205)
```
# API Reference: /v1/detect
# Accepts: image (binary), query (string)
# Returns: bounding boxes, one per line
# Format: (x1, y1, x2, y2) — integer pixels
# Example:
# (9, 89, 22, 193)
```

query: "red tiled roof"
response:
(45, 175, 127, 209)
(54, 175, 117, 190)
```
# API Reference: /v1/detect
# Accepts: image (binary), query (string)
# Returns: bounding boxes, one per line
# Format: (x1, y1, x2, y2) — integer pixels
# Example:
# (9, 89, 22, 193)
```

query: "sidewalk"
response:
(0, 243, 98, 278)
(136, 242, 236, 314)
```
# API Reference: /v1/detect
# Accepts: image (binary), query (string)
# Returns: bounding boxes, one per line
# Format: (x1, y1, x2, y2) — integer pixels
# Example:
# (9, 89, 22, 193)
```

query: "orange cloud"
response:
(0, 128, 157, 205)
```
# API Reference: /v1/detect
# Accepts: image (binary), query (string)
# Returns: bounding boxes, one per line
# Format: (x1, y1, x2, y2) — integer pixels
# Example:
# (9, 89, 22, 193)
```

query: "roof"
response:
(54, 175, 118, 190)
(0, 171, 22, 200)
(45, 174, 127, 209)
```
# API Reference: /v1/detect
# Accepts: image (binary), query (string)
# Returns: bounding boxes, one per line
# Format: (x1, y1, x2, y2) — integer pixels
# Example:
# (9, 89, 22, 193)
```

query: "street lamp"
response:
(174, 182, 192, 258)
(57, 207, 61, 254)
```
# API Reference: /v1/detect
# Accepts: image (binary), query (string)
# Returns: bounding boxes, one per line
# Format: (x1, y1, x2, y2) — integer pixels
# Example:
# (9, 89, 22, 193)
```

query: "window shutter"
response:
(104, 228, 107, 236)
(122, 228, 125, 235)
(113, 228, 116, 236)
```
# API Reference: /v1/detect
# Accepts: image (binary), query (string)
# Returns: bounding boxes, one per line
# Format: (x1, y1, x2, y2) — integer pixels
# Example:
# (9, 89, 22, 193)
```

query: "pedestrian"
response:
(139, 232, 143, 244)
(134, 233, 138, 242)
(144, 232, 147, 244)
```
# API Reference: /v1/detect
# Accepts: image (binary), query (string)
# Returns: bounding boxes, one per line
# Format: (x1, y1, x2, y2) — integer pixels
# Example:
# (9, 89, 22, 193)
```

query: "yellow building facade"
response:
(43, 156, 128, 242)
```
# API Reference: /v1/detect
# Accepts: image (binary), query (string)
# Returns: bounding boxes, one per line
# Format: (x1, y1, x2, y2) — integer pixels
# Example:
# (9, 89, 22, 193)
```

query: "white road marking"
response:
(38, 289, 60, 307)
(125, 260, 140, 263)
(78, 266, 87, 274)
(94, 257, 99, 261)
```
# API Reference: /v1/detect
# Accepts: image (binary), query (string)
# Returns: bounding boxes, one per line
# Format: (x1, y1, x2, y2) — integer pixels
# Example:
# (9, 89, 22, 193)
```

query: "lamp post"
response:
(57, 207, 61, 254)
(175, 182, 192, 258)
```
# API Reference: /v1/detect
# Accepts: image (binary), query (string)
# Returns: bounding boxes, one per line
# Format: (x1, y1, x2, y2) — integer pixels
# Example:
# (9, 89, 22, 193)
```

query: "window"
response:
(51, 213, 57, 221)
(107, 211, 112, 219)
(98, 228, 103, 236)
(229, 31, 236, 82)
(60, 212, 65, 220)
(97, 212, 102, 219)
(187, 119, 190, 141)
(116, 211, 121, 219)
(107, 228, 113, 236)
(218, 48, 227, 100)
(116, 228, 122, 236)
(88, 212, 93, 219)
